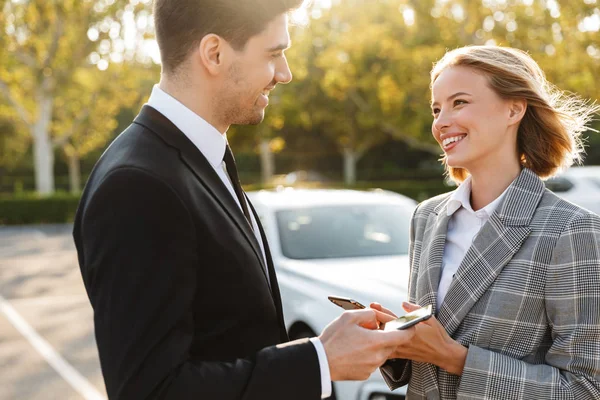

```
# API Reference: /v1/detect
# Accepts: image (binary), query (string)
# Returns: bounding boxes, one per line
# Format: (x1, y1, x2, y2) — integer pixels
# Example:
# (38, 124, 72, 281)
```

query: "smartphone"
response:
(328, 295, 366, 310)
(384, 304, 433, 330)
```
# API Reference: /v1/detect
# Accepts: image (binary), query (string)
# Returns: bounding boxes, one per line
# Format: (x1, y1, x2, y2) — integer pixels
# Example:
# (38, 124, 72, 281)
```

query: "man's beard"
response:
(221, 98, 265, 126)
(219, 62, 265, 126)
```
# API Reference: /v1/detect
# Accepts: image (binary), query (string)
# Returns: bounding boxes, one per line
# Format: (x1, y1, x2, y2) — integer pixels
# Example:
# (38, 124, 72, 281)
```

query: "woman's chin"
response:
(446, 158, 467, 170)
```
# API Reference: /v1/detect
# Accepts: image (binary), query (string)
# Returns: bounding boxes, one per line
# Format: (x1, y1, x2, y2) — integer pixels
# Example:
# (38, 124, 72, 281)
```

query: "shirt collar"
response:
(446, 175, 510, 217)
(146, 85, 227, 168)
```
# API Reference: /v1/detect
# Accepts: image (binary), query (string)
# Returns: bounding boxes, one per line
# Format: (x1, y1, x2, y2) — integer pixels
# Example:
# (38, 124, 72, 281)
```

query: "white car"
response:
(545, 166, 600, 215)
(247, 188, 416, 400)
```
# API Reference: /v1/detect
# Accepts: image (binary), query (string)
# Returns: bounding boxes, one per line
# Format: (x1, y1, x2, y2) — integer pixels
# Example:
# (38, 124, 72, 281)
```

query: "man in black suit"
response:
(74, 1, 407, 399)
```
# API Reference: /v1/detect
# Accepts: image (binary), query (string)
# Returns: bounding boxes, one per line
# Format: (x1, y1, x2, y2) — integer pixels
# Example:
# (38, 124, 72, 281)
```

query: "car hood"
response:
(276, 255, 410, 305)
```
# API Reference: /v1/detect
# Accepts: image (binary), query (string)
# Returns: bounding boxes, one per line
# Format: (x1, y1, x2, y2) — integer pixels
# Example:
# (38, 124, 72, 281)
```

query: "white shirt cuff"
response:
(309, 337, 332, 398)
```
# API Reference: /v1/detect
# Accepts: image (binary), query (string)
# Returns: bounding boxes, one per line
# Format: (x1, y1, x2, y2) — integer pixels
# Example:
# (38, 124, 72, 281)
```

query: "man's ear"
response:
(196, 34, 225, 75)
(508, 99, 527, 126)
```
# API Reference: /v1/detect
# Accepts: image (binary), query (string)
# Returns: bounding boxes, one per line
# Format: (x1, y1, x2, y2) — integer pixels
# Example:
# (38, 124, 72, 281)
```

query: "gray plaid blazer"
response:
(381, 168, 600, 399)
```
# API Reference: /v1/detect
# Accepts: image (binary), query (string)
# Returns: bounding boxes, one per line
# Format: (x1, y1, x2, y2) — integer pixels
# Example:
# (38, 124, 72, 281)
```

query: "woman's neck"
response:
(468, 163, 521, 211)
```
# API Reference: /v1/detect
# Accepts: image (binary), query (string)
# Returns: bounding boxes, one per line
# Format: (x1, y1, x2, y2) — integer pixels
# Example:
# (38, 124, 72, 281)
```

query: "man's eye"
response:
(271, 52, 283, 58)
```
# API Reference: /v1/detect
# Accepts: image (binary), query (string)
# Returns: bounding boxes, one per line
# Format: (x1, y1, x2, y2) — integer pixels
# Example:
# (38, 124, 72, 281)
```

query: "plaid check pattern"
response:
(381, 168, 600, 399)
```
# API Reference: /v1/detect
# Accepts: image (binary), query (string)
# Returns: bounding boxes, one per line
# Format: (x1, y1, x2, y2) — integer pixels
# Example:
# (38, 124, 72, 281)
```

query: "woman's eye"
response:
(454, 99, 467, 106)
(431, 108, 440, 116)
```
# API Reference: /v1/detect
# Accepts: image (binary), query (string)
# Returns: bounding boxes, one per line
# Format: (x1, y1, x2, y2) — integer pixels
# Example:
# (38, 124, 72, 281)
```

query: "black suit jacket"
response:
(73, 105, 321, 400)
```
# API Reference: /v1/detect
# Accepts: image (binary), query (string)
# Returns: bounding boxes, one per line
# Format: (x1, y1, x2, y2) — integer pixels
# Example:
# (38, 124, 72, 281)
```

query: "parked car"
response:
(544, 166, 600, 215)
(269, 170, 331, 186)
(247, 188, 417, 400)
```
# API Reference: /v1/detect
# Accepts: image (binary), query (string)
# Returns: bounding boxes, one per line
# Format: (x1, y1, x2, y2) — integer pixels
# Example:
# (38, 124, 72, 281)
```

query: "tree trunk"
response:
(68, 152, 81, 194)
(343, 148, 357, 185)
(32, 92, 55, 195)
(259, 138, 274, 185)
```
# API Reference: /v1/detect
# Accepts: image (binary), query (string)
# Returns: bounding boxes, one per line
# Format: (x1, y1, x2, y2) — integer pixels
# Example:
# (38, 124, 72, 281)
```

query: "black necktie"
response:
(223, 145, 253, 229)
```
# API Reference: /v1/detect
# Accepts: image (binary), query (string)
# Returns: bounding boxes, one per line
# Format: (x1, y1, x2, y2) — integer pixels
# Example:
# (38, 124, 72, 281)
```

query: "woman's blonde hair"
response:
(431, 45, 598, 183)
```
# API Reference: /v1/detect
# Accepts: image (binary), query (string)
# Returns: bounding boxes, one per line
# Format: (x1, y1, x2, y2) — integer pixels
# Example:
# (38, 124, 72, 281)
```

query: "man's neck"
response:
(158, 77, 228, 134)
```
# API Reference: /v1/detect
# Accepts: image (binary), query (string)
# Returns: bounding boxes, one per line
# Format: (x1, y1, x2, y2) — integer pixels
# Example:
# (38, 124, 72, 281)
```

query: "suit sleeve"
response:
(78, 168, 321, 400)
(457, 212, 600, 399)
(379, 203, 421, 390)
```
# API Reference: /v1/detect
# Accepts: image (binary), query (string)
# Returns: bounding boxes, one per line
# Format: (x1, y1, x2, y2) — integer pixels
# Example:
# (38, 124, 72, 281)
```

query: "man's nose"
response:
(275, 56, 292, 84)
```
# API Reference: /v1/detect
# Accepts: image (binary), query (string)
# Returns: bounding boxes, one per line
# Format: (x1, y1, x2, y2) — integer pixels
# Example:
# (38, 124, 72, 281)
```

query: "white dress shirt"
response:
(438, 176, 511, 307)
(146, 85, 331, 398)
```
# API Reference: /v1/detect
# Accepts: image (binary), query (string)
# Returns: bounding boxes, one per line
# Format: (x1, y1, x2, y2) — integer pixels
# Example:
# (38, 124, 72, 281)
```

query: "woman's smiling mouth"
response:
(442, 134, 466, 150)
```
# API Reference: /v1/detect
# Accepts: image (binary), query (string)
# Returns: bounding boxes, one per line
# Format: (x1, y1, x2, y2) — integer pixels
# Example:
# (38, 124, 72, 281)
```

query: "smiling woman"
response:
(377, 46, 600, 400)
(431, 46, 595, 186)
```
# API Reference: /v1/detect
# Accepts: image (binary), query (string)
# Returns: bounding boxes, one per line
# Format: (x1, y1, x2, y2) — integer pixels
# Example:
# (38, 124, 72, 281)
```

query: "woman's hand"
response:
(386, 302, 468, 376)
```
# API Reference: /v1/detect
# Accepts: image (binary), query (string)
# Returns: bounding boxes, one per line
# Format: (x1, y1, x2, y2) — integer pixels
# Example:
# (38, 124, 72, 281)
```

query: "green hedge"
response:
(0, 180, 452, 225)
(0, 192, 81, 225)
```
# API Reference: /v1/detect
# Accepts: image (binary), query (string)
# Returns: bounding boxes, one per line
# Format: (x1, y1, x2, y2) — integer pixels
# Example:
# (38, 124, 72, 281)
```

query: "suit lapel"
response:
(133, 106, 268, 278)
(247, 200, 289, 342)
(437, 168, 544, 337)
(415, 197, 452, 315)
(436, 214, 530, 336)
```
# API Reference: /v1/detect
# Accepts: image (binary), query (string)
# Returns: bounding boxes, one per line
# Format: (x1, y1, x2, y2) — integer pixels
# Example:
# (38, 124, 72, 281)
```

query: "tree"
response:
(280, 0, 441, 184)
(0, 0, 152, 194)
(52, 64, 148, 193)
(276, 0, 599, 183)
(0, 106, 29, 172)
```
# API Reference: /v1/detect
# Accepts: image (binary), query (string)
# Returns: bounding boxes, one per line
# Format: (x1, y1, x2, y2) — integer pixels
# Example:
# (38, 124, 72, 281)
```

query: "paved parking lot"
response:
(0, 225, 107, 400)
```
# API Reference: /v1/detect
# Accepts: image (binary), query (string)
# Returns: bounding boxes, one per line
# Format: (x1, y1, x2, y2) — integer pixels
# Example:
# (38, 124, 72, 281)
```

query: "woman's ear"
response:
(508, 99, 527, 126)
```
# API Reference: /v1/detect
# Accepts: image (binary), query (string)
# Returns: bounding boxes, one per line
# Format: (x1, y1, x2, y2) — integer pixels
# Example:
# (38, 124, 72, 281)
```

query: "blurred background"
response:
(0, 0, 599, 223)
(0, 0, 598, 399)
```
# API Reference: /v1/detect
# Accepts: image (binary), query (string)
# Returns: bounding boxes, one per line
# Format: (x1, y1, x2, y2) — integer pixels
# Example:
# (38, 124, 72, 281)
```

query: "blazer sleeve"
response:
(77, 168, 321, 400)
(457, 212, 600, 399)
(379, 203, 421, 390)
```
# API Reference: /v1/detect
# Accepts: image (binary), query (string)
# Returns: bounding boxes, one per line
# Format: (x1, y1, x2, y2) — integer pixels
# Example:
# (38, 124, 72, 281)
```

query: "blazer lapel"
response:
(437, 168, 544, 337)
(133, 106, 268, 278)
(415, 197, 452, 315)
(247, 200, 289, 342)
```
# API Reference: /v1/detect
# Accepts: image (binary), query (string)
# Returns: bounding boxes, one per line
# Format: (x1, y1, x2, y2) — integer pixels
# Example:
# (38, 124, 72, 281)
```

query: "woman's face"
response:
(430, 66, 520, 175)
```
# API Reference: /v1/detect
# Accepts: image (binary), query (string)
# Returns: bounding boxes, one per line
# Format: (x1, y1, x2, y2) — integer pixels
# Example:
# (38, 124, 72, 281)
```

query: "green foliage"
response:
(0, 0, 154, 192)
(2, 0, 600, 191)
(236, 0, 600, 172)
(0, 192, 81, 225)
(0, 115, 29, 169)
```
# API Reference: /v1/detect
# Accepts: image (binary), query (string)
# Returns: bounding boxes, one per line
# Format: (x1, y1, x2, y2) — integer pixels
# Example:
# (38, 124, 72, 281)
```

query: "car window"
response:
(544, 177, 574, 193)
(275, 205, 412, 259)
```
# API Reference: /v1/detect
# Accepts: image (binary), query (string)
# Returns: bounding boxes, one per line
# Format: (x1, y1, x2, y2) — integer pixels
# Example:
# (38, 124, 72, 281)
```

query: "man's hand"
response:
(369, 302, 399, 329)
(319, 309, 411, 381)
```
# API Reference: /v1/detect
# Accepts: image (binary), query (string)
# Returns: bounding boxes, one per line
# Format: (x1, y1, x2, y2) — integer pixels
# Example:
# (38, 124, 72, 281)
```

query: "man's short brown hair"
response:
(153, 0, 304, 74)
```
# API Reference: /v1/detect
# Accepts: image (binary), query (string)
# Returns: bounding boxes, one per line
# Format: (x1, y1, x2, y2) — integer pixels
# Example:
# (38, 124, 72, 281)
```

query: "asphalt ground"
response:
(0, 225, 107, 400)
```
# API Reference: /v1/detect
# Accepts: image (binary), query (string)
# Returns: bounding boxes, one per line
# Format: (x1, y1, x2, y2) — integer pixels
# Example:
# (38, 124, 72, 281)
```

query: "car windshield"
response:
(275, 205, 412, 260)
(587, 177, 600, 189)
